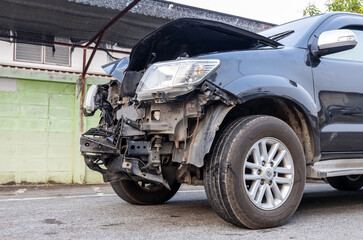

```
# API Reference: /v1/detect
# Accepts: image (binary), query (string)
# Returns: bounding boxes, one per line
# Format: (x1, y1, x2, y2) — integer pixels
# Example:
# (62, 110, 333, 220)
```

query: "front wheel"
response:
(110, 180, 180, 205)
(326, 175, 363, 191)
(204, 115, 306, 229)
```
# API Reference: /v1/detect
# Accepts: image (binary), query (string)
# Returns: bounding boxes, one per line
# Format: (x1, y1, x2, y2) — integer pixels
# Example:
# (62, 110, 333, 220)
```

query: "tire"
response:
(326, 175, 363, 191)
(110, 180, 180, 205)
(204, 118, 248, 225)
(204, 115, 306, 229)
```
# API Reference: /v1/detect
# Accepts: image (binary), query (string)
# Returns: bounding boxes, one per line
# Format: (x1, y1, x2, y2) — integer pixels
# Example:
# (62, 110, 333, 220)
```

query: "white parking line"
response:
(0, 189, 205, 202)
(0, 197, 56, 202)
(64, 193, 115, 199)
(0, 194, 116, 202)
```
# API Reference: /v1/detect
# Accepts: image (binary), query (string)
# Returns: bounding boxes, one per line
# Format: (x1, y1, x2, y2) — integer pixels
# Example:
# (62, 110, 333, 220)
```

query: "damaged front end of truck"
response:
(80, 18, 280, 189)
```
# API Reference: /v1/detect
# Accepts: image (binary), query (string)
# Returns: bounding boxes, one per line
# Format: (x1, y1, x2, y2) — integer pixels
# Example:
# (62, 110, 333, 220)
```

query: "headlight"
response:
(84, 85, 98, 112)
(136, 59, 220, 101)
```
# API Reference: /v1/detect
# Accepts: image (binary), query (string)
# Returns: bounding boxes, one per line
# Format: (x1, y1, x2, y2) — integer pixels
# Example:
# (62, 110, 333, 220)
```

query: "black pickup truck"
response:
(81, 12, 363, 229)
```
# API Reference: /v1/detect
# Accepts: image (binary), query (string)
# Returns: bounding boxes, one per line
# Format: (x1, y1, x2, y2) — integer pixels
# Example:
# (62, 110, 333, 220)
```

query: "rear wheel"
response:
(326, 175, 363, 191)
(110, 180, 180, 205)
(204, 115, 306, 229)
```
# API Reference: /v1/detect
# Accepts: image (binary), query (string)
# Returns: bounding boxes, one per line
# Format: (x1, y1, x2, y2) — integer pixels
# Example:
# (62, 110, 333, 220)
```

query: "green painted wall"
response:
(0, 67, 108, 184)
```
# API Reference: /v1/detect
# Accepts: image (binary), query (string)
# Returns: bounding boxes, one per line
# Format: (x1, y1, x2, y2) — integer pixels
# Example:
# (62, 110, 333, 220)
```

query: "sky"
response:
(167, 0, 328, 24)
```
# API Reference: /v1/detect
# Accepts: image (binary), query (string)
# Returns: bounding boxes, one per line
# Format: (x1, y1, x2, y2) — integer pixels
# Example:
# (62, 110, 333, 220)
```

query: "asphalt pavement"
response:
(0, 182, 362, 240)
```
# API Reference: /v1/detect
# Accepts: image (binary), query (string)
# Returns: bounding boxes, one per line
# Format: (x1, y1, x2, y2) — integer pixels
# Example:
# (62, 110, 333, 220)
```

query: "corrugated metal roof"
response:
(71, 0, 274, 31)
(0, 0, 275, 48)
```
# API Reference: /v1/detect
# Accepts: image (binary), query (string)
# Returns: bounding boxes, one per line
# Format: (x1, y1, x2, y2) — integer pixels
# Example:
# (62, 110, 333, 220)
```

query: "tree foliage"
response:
(303, 0, 363, 16)
(303, 3, 323, 16)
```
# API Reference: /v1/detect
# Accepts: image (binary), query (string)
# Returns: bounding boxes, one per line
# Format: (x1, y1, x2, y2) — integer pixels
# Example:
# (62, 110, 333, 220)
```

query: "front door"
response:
(313, 28, 363, 153)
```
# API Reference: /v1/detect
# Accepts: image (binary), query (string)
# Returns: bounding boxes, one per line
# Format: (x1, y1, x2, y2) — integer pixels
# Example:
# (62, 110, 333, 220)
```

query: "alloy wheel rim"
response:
(243, 137, 294, 210)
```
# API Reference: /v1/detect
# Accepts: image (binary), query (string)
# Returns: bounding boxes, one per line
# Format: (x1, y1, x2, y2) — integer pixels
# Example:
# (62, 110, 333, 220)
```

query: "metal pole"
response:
(83, 31, 105, 76)
(79, 0, 142, 133)
(84, 0, 142, 48)
(80, 48, 87, 133)
(54, 41, 131, 54)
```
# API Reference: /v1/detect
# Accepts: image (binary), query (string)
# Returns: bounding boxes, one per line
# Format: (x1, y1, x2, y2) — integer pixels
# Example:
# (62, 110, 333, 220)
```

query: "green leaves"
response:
(303, 0, 363, 16)
(303, 3, 323, 16)
(327, 0, 363, 13)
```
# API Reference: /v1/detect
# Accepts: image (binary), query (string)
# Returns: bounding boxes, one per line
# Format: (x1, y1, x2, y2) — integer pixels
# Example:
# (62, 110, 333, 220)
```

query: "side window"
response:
(323, 29, 363, 62)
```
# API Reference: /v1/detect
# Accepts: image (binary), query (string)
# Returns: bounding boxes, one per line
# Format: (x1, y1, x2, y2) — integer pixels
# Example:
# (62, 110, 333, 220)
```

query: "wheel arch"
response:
(217, 75, 320, 164)
(219, 96, 319, 164)
(187, 76, 320, 168)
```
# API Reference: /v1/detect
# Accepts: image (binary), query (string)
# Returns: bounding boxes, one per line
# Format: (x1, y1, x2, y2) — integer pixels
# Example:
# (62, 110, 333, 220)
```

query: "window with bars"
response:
(14, 43, 71, 66)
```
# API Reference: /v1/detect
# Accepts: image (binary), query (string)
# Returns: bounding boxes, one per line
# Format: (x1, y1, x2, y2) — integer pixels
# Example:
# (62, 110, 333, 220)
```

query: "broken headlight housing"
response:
(84, 85, 98, 112)
(136, 59, 220, 101)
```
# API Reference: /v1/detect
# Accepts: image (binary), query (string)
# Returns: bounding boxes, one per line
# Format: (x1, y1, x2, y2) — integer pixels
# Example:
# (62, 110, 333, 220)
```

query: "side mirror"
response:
(311, 29, 357, 57)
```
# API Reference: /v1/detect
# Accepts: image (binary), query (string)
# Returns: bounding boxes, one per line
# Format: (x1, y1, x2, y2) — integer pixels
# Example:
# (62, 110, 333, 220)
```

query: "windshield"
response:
(259, 15, 324, 47)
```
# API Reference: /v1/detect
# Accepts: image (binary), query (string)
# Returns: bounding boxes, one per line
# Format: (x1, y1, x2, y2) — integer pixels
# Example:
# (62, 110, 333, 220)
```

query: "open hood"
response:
(127, 18, 281, 71)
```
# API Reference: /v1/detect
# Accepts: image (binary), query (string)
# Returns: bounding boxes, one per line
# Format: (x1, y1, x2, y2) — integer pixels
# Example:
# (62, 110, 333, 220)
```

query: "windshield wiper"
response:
(268, 30, 294, 41)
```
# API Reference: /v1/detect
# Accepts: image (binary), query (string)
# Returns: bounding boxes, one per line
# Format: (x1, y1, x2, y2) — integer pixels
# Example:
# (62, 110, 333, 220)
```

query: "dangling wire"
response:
(187, 112, 200, 138)
(182, 100, 187, 150)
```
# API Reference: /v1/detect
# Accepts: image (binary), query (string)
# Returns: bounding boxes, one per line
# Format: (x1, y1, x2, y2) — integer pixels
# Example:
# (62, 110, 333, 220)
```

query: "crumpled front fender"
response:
(173, 104, 234, 167)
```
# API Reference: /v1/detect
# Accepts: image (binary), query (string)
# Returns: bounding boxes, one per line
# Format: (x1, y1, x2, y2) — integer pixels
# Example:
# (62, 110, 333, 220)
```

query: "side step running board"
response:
(306, 159, 363, 179)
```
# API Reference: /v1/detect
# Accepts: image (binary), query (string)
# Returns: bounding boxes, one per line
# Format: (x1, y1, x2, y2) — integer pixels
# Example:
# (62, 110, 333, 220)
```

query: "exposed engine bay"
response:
(81, 78, 236, 189)
(80, 18, 279, 189)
